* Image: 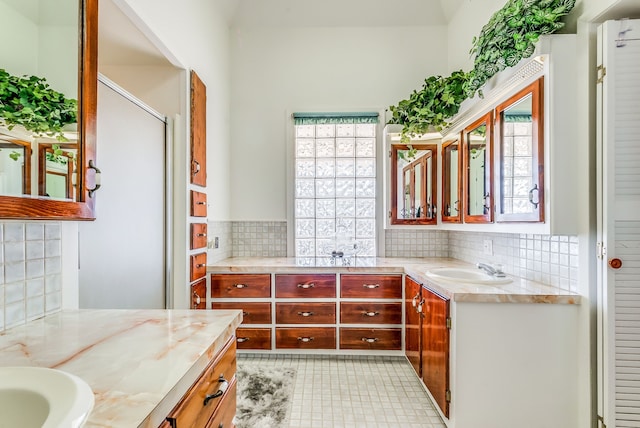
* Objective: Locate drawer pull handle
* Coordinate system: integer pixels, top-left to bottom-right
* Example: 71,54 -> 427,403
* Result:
196,263 -> 206,268
192,292 -> 201,306
242,311 -> 250,316
234,284 -> 248,289
196,201 -> 207,205
297,311 -> 314,317
237,337 -> 250,343
297,336 -> 314,342
411,292 -> 420,307
363,284 -> 380,289
297,283 -> 315,289
361,337 -> 379,343
364,311 -> 379,317
196,233 -> 207,237
203,375 -> 229,406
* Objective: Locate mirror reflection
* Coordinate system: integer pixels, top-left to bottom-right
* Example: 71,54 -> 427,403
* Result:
500,94 -> 534,215
465,118 -> 491,219
0,0 -> 79,201
391,144 -> 437,225
442,139 -> 460,222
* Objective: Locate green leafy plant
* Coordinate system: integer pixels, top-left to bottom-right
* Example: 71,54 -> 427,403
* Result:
388,70 -> 473,141
0,69 -> 77,141
469,0 -> 576,91
388,0 -> 576,140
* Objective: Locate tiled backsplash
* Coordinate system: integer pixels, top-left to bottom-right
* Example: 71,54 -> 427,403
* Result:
0,222 -> 63,331
448,231 -> 579,292
384,229 -> 449,258
207,221 -> 232,263
232,221 -> 287,257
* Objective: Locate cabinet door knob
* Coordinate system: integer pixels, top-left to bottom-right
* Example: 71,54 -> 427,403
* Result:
203,375 -> 229,406
237,337 -> 250,343
609,258 -> 623,269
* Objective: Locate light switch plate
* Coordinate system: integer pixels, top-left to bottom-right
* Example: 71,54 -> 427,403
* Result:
483,239 -> 493,256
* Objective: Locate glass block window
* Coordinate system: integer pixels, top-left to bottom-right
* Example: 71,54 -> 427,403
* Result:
294,119 -> 377,266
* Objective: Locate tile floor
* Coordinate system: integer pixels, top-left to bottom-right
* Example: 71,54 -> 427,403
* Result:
238,354 -> 447,428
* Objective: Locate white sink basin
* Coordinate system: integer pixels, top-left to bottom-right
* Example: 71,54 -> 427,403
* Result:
425,267 -> 513,285
0,367 -> 94,428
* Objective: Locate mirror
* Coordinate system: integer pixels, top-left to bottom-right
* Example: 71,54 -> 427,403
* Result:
0,0 -> 97,219
441,138 -> 461,223
495,77 -> 544,222
390,143 -> 438,225
463,113 -> 492,223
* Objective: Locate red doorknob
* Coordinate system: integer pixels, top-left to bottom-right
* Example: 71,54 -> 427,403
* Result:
608,258 -> 622,269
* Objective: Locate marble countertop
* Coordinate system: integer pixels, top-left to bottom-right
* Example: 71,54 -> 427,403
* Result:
209,257 -> 580,304
0,309 -> 243,428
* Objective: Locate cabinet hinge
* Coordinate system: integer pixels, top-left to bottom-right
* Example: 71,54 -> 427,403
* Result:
446,317 -> 452,329
445,390 -> 452,402
597,65 -> 606,84
597,242 -> 606,260
597,415 -> 607,428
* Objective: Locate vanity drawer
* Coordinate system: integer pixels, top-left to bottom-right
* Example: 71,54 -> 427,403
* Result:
206,379 -> 237,428
275,327 -> 336,349
190,252 -> 207,282
339,328 -> 402,350
190,223 -> 208,250
276,302 -> 336,324
210,274 -> 271,298
236,328 -> 272,350
340,274 -> 402,299
167,338 -> 236,428
211,302 -> 272,324
275,274 -> 336,298
190,190 -> 207,217
191,278 -> 206,310
340,302 -> 402,324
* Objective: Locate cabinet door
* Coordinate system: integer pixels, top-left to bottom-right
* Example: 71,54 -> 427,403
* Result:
463,112 -> 493,223
405,276 -> 422,377
421,286 -> 450,418
191,278 -> 206,309
495,77 -> 544,222
190,71 -> 207,187
441,138 -> 462,223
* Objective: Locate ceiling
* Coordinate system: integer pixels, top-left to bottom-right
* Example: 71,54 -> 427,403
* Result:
98,0 -> 466,67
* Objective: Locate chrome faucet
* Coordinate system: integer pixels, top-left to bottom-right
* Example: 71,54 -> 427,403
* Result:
476,262 -> 506,278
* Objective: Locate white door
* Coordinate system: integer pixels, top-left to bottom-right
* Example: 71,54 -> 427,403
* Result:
597,19 -> 640,428
78,78 -> 167,309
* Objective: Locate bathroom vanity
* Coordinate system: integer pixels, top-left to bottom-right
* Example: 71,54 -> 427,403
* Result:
0,309 -> 242,427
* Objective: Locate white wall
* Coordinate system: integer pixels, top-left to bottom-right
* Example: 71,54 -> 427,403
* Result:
230,25 -> 448,220
119,0 -> 232,222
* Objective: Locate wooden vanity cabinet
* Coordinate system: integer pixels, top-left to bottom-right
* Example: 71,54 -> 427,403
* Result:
405,276 -> 422,376
165,337 -> 236,428
421,285 -> 451,418
404,276 -> 451,418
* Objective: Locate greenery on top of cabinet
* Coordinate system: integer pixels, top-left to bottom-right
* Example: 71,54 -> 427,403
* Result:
388,0 -> 576,141
0,69 -> 77,141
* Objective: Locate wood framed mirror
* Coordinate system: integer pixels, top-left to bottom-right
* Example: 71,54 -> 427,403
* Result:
0,0 -> 97,220
495,77 -> 544,223
390,143 -> 438,225
441,137 -> 461,223
463,112 -> 493,223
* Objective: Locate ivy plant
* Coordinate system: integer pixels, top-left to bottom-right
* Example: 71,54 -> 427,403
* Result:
388,0 -> 576,140
388,70 -> 473,141
0,69 -> 77,141
469,0 -> 576,92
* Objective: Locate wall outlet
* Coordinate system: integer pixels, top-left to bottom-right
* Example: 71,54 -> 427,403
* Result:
483,239 -> 493,256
